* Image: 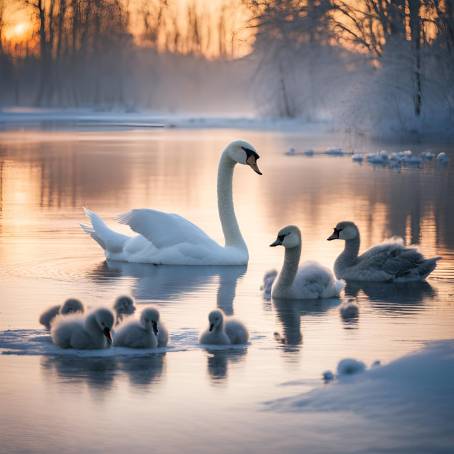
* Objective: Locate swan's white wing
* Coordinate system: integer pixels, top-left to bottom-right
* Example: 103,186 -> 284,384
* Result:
117,209 -> 220,249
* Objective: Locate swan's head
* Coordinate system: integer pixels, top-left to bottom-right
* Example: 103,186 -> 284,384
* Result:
327,221 -> 359,241
140,307 -> 160,336
113,295 -> 136,316
208,309 -> 224,332
94,308 -> 114,344
226,140 -> 262,175
61,298 -> 84,315
270,225 -> 301,249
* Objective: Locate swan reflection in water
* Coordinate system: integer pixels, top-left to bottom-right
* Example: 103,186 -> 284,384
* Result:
90,261 -> 246,315
205,348 -> 248,384
41,354 -> 166,396
345,281 -> 437,315
272,298 -> 340,350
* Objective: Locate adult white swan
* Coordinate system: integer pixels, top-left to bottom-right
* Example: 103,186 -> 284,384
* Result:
81,140 -> 261,265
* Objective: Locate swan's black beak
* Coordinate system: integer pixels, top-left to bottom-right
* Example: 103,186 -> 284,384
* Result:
103,327 -> 112,344
327,228 -> 340,241
270,234 -> 285,247
209,323 -> 214,332
246,155 -> 262,175
152,320 -> 159,336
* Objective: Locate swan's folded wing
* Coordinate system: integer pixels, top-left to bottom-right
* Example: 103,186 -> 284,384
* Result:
117,209 -> 219,249
358,241 -> 425,277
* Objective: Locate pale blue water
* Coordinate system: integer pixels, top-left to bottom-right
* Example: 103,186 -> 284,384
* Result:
0,126 -> 453,453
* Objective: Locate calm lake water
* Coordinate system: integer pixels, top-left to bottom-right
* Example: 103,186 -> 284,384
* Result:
0,126 -> 453,453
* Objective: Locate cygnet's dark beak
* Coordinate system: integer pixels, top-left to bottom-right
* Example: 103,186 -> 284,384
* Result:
152,320 -> 159,336
103,327 -> 112,344
209,323 -> 214,332
246,155 -> 262,175
327,228 -> 340,241
270,234 -> 284,247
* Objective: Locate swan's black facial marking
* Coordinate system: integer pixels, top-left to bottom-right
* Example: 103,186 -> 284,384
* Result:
327,227 -> 342,241
103,327 -> 112,344
270,232 -> 288,247
241,146 -> 260,161
209,323 -> 214,332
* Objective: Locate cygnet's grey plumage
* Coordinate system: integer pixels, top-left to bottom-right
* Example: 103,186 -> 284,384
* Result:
39,298 -> 84,330
261,269 -> 278,299
340,301 -> 359,320
51,307 -> 114,349
113,307 -> 159,348
199,309 -> 248,345
270,226 -> 345,299
113,295 -> 136,325
328,221 -> 441,282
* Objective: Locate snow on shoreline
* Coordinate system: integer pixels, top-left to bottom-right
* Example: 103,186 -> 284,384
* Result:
265,340 -> 454,451
0,108 -> 332,133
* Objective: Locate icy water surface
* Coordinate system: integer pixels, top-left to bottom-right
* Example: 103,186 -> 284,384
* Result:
0,127 -> 453,453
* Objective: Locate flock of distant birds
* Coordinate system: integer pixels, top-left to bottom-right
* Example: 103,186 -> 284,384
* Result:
37,140 -> 442,351
286,146 -> 449,169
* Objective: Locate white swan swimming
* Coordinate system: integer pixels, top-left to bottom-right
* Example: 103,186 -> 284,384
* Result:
113,307 -> 159,348
80,140 -> 262,265
270,225 -> 345,299
199,309 -> 249,345
51,308 -> 114,349
328,221 -> 441,282
39,298 -> 84,330
113,295 -> 136,325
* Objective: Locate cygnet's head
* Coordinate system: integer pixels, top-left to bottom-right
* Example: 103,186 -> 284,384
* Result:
113,295 -> 136,316
140,307 -> 160,336
61,298 -> 84,315
327,221 -> 359,241
94,308 -> 115,344
208,309 -> 225,332
226,140 -> 262,175
270,225 -> 301,249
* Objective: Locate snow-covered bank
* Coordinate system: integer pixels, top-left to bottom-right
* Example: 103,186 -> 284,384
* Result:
0,108 -> 333,133
266,340 -> 454,453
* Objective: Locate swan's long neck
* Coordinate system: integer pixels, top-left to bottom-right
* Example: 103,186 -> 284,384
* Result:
335,235 -> 360,274
275,245 -> 301,291
218,152 -> 247,250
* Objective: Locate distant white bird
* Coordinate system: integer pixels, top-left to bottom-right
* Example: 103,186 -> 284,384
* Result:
437,152 -> 449,163
422,151 -> 435,160
285,147 -> 297,156
328,221 -> 440,282
303,149 -> 315,156
113,295 -> 136,325
80,140 -> 262,265
113,307 -> 159,348
39,298 -> 84,330
51,308 -> 114,349
199,309 -> 249,345
352,153 -> 364,162
270,225 -> 345,299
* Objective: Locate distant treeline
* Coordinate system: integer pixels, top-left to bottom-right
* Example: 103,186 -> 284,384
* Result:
0,0 -> 454,138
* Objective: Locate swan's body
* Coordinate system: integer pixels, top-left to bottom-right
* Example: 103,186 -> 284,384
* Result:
51,308 -> 113,349
200,309 -> 248,345
270,226 -> 345,300
113,308 -> 159,348
113,295 -> 136,325
39,298 -> 84,330
328,221 -> 440,282
80,140 -> 261,265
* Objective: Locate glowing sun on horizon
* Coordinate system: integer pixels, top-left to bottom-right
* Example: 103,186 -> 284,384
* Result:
5,22 -> 30,41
